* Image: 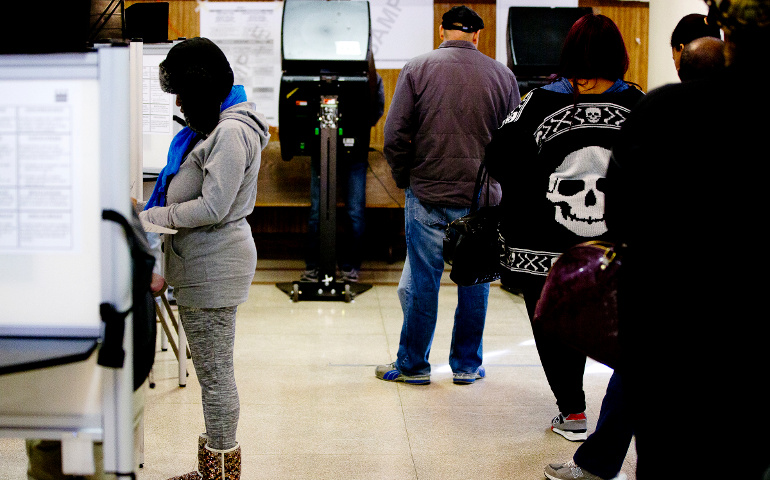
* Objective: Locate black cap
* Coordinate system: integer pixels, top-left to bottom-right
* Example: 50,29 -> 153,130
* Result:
441,6 -> 484,33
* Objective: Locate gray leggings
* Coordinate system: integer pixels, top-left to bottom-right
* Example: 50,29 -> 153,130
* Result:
178,305 -> 239,450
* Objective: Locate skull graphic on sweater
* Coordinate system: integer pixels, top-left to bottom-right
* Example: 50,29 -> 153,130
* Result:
545,146 -> 611,237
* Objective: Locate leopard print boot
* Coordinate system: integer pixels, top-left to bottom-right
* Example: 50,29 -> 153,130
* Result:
199,442 -> 241,480
166,434 -> 208,480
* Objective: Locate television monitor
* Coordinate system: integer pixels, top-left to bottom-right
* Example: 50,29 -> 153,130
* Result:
279,0 -> 378,161
126,3 -> 170,43
507,7 -> 593,79
0,2 -> 92,53
281,0 -> 371,75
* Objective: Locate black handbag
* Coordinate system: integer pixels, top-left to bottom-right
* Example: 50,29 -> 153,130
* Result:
443,161 -> 502,286
532,240 -> 621,369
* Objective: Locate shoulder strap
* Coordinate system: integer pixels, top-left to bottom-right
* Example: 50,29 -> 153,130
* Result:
99,210 -> 157,389
472,160 -> 491,212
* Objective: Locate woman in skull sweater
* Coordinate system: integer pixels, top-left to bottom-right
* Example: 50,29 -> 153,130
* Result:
484,13 -> 643,455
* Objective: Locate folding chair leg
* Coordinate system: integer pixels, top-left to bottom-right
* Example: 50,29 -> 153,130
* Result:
161,295 -> 190,359
154,300 -> 179,358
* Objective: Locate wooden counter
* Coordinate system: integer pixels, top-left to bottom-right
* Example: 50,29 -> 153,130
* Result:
255,139 -> 404,209
250,138 -> 406,262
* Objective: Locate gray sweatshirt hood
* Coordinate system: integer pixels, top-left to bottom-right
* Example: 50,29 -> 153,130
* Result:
220,101 -> 271,150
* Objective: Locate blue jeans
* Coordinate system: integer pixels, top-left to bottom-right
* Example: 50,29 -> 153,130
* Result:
395,188 -> 489,376
306,157 -> 367,271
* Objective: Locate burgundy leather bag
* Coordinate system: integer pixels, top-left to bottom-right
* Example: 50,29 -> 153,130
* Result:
533,241 -> 621,369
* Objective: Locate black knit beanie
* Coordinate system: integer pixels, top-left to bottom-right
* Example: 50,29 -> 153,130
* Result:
159,37 -> 234,135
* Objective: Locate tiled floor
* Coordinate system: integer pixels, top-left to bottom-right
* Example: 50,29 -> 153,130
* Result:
0,261 -> 636,480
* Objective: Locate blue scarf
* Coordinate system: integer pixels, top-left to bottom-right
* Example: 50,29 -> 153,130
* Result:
542,77 -> 629,94
145,85 -> 248,210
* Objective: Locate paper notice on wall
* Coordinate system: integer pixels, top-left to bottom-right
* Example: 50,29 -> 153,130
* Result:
143,54 -> 174,135
495,0 -> 578,63
369,0 -> 433,69
200,1 -> 283,126
0,81 -> 96,254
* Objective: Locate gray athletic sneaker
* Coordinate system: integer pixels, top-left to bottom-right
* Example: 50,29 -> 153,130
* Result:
341,268 -> 359,283
551,412 -> 588,441
452,366 -> 486,385
300,268 -> 318,282
544,461 -> 605,480
375,362 -> 430,385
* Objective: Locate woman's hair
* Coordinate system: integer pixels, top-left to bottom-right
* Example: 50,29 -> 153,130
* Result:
707,0 -> 770,73
671,13 -> 722,49
556,14 -> 630,82
160,37 -> 234,135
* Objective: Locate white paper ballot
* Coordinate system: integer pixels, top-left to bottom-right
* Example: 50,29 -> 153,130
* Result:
141,219 -> 177,234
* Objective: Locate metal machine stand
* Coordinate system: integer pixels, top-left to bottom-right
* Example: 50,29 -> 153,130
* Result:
277,94 -> 372,302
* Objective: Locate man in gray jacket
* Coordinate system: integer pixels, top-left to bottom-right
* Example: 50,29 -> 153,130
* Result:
376,6 -> 520,385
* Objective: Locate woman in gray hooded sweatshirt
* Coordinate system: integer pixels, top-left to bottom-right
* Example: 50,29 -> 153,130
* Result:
140,37 -> 270,480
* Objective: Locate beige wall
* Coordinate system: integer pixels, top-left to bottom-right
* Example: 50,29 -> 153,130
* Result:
126,0 -> 651,145
579,0 -> 649,92
648,0 -> 710,90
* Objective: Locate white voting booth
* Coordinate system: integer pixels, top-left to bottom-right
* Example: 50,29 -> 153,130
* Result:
129,40 -> 190,388
131,40 -> 185,193
0,45 -> 136,477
